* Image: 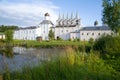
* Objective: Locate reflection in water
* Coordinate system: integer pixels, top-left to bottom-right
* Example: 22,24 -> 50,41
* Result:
4,46 -> 14,58
0,47 -> 65,73
0,46 -> 14,58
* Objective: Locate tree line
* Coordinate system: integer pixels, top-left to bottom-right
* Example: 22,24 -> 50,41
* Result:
0,25 -> 18,32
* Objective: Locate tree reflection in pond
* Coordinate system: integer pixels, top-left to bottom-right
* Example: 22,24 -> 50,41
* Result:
0,46 -> 14,58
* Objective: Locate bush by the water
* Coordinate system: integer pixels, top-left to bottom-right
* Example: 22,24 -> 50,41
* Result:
93,35 -> 120,58
3,47 -> 120,80
93,35 -> 120,72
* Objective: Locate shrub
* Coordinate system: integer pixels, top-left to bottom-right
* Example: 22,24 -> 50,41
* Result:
93,35 -> 120,72
93,35 -> 120,56
68,38 -> 71,41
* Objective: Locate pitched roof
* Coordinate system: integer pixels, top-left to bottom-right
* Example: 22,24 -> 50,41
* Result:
56,25 -> 76,27
16,26 -> 37,30
80,26 -> 111,31
40,20 -> 54,25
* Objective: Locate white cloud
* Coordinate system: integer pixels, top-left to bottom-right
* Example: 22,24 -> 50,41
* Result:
0,0 -> 59,27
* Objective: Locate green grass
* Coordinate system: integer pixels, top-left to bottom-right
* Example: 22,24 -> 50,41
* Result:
13,40 -> 89,48
2,47 -> 120,80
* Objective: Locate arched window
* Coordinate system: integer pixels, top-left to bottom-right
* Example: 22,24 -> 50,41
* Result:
87,33 -> 89,35
98,33 -> 100,35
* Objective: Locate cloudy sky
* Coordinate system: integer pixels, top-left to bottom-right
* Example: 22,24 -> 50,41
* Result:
0,0 -> 103,27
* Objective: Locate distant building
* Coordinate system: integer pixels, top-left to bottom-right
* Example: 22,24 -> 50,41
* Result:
54,12 -> 81,40
13,26 -> 38,40
70,26 -> 112,41
13,12 -> 113,41
54,13 -> 113,41
0,33 -> 5,39
13,13 -> 53,40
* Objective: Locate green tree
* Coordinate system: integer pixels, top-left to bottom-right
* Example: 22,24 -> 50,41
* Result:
5,30 -> 13,44
0,25 -> 18,32
102,0 -> 120,32
48,29 -> 54,40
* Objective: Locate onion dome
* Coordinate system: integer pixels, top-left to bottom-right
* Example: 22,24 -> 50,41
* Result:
44,13 -> 50,16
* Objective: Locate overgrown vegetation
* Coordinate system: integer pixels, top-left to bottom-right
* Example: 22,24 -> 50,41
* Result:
93,35 -> 120,72
1,36 -> 120,80
2,47 -> 120,80
93,35 -> 120,58
5,30 -> 13,44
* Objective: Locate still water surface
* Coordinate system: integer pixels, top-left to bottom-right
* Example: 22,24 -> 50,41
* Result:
0,47 -> 65,73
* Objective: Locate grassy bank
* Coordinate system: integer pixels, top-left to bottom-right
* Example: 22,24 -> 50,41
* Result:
13,40 -> 89,48
2,47 -> 120,80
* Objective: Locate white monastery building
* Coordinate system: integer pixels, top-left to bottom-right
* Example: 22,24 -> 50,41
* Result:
13,12 -> 113,41
13,13 -> 53,40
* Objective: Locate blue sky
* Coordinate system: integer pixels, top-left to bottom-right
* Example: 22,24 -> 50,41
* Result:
0,0 -> 103,27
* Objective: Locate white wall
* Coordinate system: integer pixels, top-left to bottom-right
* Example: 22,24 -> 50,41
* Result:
79,30 -> 112,41
38,24 -> 53,40
70,32 -> 80,40
14,23 -> 53,41
55,27 -> 80,40
14,29 -> 37,40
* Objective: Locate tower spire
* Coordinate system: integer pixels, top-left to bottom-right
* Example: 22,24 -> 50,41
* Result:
66,12 -> 68,19
75,11 -> 78,19
62,13 -> 64,19
58,12 -> 61,19
71,12 -> 73,19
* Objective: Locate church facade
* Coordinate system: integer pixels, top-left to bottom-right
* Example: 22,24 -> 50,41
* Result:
13,12 -> 113,41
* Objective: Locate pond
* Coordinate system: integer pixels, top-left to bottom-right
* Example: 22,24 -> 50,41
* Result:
0,47 -> 65,73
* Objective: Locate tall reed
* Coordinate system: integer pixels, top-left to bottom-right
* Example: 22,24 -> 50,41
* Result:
3,47 -> 120,80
